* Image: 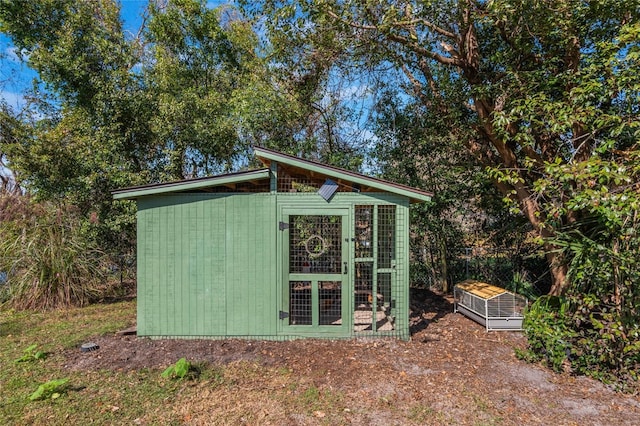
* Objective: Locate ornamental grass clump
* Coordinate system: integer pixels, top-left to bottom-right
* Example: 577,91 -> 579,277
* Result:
0,191 -> 107,310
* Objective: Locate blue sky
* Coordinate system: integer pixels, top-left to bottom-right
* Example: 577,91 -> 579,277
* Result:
0,0 -> 228,110
1,1 -> 380,179
0,0 -> 227,181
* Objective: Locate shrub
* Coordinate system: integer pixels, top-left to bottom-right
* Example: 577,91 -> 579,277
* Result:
567,294 -> 640,388
521,296 -> 575,372
522,294 -> 640,391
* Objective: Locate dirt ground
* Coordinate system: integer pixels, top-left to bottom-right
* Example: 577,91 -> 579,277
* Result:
63,289 -> 640,425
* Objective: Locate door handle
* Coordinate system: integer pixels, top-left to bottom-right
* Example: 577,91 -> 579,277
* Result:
343,262 -> 348,274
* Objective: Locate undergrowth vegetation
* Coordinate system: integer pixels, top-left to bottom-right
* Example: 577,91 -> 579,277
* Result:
0,191 -> 108,310
522,295 -> 640,392
523,292 -> 640,389
521,197 -> 640,392
161,357 -> 207,381
14,344 -> 47,363
29,378 -> 69,401
520,151 -> 640,392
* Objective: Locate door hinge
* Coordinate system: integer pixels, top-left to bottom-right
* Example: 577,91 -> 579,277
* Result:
279,221 -> 289,231
279,310 -> 289,320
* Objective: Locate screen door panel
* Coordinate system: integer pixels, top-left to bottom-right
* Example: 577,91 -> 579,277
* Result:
353,204 -> 397,333
289,215 -> 342,274
286,213 -> 346,329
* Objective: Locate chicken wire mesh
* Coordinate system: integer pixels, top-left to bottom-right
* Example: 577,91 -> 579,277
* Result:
353,205 -> 397,333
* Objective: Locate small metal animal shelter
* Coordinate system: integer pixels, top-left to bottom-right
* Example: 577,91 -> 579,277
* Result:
454,280 -> 526,331
112,148 -> 432,340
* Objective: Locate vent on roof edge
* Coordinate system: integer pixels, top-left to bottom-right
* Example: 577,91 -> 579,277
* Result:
318,179 -> 339,201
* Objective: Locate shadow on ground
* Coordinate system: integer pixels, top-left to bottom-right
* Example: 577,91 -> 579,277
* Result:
409,287 -> 453,336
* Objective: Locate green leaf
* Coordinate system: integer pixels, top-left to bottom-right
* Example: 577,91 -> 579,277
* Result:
174,358 -> 190,379
29,378 -> 69,401
161,366 -> 174,379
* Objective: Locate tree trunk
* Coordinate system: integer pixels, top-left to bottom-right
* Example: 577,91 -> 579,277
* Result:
545,247 -> 568,296
473,100 -> 571,294
439,235 -> 449,293
325,3 -> 576,296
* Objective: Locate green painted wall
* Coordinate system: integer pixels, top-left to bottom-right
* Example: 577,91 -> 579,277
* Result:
137,193 -> 277,337
136,191 -> 411,339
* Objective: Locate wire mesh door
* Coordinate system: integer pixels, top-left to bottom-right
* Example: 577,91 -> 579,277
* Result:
353,205 -> 397,333
282,209 -> 348,332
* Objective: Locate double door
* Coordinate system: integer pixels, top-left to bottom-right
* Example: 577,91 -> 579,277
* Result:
278,204 -> 399,336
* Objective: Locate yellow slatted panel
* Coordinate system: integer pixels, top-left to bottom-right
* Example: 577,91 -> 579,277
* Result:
455,279 -> 508,300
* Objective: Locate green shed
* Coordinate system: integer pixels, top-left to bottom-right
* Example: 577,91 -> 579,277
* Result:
112,148 -> 432,340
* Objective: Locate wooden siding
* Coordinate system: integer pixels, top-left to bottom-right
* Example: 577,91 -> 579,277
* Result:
137,194 -> 277,337
135,191 -> 411,340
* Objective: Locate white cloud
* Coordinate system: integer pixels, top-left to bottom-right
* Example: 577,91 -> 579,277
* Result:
4,46 -> 18,61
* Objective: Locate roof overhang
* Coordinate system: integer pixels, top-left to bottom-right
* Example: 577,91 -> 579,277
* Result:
112,168 -> 270,200
254,147 -> 432,203
112,148 -> 433,203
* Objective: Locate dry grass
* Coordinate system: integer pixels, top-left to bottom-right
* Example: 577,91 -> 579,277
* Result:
0,302 -> 350,425
2,298 -> 639,425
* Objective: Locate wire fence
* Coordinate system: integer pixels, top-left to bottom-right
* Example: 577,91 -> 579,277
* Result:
410,244 -> 550,299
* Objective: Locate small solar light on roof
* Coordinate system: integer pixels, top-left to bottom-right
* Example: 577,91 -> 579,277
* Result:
318,179 -> 338,201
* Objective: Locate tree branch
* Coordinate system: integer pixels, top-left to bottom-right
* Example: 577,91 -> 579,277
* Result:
323,8 -> 461,67
399,63 -> 432,108
385,32 -> 460,66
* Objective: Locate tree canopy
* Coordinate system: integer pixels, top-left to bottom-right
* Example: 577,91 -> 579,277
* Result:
240,0 -> 640,385
248,0 -> 640,295
0,0 -> 363,254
